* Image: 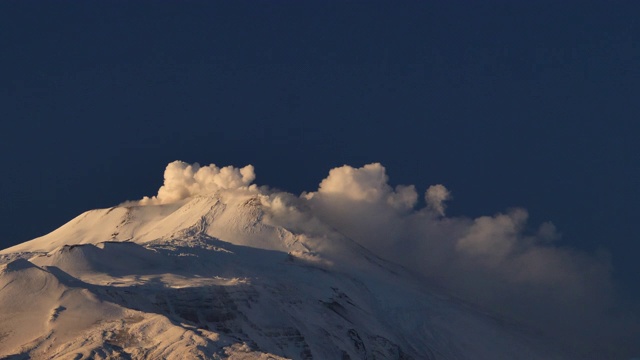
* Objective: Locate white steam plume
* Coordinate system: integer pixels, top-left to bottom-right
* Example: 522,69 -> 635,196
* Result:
139,161 -> 256,205
136,160 -> 638,357
306,163 -> 418,210
425,184 -> 451,216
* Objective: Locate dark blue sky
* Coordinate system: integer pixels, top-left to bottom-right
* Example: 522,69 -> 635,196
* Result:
1,2 -> 638,296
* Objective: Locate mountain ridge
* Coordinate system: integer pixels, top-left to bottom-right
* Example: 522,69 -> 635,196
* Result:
0,191 -> 573,359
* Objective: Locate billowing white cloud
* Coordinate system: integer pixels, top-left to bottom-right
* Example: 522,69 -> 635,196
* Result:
306,163 -> 417,210
301,164 -> 418,260
456,208 -> 527,262
136,160 -> 638,356
425,184 -> 451,216
139,161 -> 256,205
297,162 -> 634,356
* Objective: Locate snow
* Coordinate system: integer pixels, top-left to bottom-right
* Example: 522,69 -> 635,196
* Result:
0,192 -> 575,359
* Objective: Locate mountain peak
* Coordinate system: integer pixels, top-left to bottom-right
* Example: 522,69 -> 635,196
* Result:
0,174 -> 579,359
1,191 -> 308,256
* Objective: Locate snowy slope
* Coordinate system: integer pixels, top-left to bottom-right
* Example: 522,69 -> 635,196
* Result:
0,191 -> 572,359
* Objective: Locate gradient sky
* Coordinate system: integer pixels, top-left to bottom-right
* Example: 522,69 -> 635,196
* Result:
1,1 -> 639,301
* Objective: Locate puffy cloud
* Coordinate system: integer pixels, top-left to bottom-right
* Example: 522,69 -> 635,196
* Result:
135,160 -> 638,357
296,162 -> 636,357
301,164 -> 418,260
456,209 -> 527,263
425,184 -> 451,216
139,161 -> 256,205
307,163 -> 418,210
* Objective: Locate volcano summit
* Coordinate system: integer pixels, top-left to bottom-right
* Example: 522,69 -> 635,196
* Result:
0,161 -> 623,359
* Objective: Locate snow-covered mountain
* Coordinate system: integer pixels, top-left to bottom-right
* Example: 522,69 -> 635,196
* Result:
0,190 -> 571,359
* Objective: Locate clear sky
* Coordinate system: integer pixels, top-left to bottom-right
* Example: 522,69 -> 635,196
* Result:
1,0 -> 638,303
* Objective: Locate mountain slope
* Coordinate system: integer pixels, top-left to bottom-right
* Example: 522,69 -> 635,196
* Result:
0,191 -> 571,359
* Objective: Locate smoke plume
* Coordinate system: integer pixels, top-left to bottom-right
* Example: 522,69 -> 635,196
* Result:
139,161 -> 256,205
138,161 -> 639,358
